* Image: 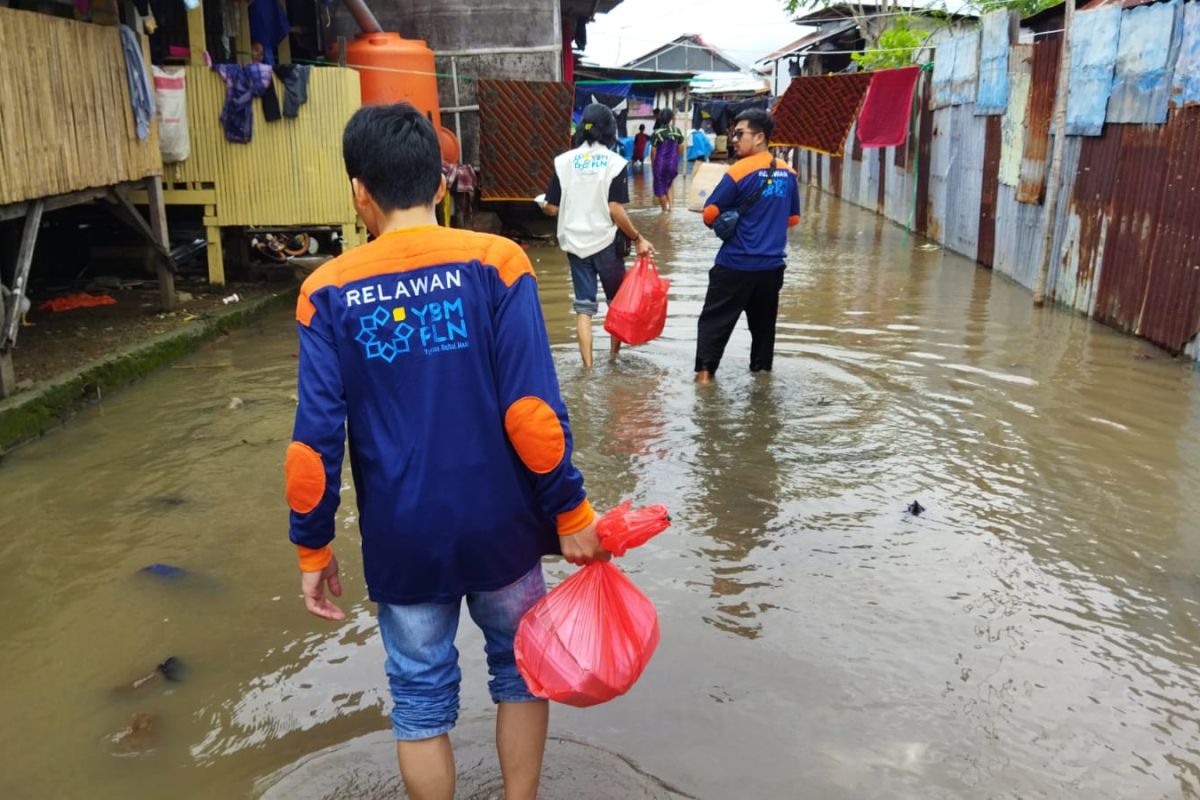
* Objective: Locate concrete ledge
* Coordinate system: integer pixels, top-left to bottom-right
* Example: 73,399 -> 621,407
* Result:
0,291 -> 294,458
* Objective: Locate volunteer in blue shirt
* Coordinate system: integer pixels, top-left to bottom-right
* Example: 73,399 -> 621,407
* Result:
697,108 -> 800,383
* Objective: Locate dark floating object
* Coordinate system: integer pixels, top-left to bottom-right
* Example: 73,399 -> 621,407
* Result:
141,563 -> 185,579
158,656 -> 182,682
906,500 -> 925,516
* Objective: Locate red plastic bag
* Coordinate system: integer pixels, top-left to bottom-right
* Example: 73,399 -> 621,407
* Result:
515,503 -> 671,707
604,255 -> 669,346
597,500 -> 671,557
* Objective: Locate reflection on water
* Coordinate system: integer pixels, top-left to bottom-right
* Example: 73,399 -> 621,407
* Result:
2,170 -> 1200,799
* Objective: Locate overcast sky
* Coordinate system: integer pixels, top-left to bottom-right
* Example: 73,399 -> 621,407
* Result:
582,0 -> 807,68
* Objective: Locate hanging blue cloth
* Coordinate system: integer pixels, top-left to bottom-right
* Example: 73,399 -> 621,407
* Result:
248,0 -> 290,65
118,25 -> 155,141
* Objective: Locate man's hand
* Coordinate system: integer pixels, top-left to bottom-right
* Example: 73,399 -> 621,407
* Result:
635,235 -> 655,257
559,520 -> 612,567
301,554 -> 347,621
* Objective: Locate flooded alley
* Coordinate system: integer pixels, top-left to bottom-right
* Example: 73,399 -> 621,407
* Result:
2,175 -> 1200,800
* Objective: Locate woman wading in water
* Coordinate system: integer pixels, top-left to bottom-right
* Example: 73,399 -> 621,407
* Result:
650,109 -> 686,212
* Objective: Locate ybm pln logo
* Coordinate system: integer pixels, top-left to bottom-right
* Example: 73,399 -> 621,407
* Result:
356,300 -> 469,361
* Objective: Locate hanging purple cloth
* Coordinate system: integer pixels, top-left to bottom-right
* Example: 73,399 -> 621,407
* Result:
650,126 -> 684,198
214,64 -> 274,143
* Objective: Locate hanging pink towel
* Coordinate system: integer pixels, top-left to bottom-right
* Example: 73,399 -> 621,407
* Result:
857,66 -> 921,149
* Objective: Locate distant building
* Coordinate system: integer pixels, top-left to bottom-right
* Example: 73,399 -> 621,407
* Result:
622,33 -> 745,73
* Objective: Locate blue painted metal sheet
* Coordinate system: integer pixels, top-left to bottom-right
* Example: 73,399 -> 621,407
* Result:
1107,0 -> 1183,125
949,31 -> 980,107
1065,6 -> 1122,136
930,32 -> 956,109
976,10 -> 1011,115
1171,0 -> 1200,108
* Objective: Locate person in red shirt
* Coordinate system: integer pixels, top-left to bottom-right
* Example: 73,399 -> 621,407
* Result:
632,123 -> 649,167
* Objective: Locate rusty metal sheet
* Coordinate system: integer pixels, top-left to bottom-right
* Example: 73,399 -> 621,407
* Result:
1087,110 -> 1200,351
1106,0 -> 1183,125
1018,34 -> 1061,204
478,80 -> 572,200
994,136 -> 1082,291
977,115 -> 1003,268
773,73 -> 872,156
1000,44 -> 1033,187
915,73 -> 934,236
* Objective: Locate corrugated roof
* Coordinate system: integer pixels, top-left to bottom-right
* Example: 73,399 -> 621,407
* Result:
758,24 -> 857,63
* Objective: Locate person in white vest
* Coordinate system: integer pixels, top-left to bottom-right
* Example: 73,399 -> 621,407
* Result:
539,104 -> 655,368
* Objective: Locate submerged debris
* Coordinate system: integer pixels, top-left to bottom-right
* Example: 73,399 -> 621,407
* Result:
141,563 -> 185,579
906,500 -> 925,517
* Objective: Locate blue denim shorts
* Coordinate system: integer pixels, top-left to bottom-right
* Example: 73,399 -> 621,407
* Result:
376,565 -> 547,741
567,240 -> 626,315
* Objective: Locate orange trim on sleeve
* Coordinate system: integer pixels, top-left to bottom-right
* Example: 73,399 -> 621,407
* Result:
556,499 -> 595,536
285,441 -> 326,514
703,205 -> 720,225
297,544 -> 333,572
788,214 -> 800,227
504,396 -> 566,475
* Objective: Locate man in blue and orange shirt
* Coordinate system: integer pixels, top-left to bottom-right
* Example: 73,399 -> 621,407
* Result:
698,108 -> 801,383
285,104 -> 608,800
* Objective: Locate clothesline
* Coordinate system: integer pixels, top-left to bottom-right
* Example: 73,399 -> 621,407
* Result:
789,26 -> 1064,57
224,51 -> 716,85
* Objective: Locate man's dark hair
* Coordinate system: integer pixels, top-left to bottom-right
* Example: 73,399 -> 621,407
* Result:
343,103 -> 442,211
572,103 -> 617,148
638,124 -> 645,132
735,108 -> 775,143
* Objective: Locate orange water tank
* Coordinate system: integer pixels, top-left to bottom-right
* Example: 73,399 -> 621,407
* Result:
345,32 -> 459,163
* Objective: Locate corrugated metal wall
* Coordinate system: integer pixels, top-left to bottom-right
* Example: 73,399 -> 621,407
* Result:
796,5 -> 1200,358
168,68 -> 361,227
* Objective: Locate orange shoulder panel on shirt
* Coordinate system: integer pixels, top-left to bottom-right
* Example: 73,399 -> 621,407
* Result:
504,396 -> 566,474
556,498 -> 596,536
726,151 -> 774,183
285,441 -> 326,514
296,227 -> 537,325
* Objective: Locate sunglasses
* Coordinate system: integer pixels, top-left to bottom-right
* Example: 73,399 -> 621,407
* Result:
730,129 -> 755,140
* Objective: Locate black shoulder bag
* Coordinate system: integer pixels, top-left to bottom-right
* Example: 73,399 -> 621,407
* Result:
710,157 -> 778,242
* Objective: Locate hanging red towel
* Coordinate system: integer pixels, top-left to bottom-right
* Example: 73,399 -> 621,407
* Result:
772,73 -> 873,156
857,66 -> 922,149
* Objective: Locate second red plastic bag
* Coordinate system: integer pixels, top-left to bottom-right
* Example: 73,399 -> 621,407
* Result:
604,255 -> 669,346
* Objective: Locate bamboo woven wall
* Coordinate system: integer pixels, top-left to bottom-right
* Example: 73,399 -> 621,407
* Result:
0,9 -> 162,206
165,67 -> 361,227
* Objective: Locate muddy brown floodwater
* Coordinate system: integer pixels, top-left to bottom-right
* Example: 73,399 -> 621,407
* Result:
2,171 -> 1200,799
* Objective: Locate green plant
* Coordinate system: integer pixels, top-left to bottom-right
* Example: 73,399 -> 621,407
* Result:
850,17 -> 930,70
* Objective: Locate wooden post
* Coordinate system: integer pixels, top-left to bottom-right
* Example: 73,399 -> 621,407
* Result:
205,205 -> 225,285
238,3 -> 252,65
1033,0 -> 1074,306
0,199 -> 43,398
186,5 -> 206,67
0,291 -> 12,398
146,176 -> 176,310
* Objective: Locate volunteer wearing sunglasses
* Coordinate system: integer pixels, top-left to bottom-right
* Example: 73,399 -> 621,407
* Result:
696,108 -> 800,383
